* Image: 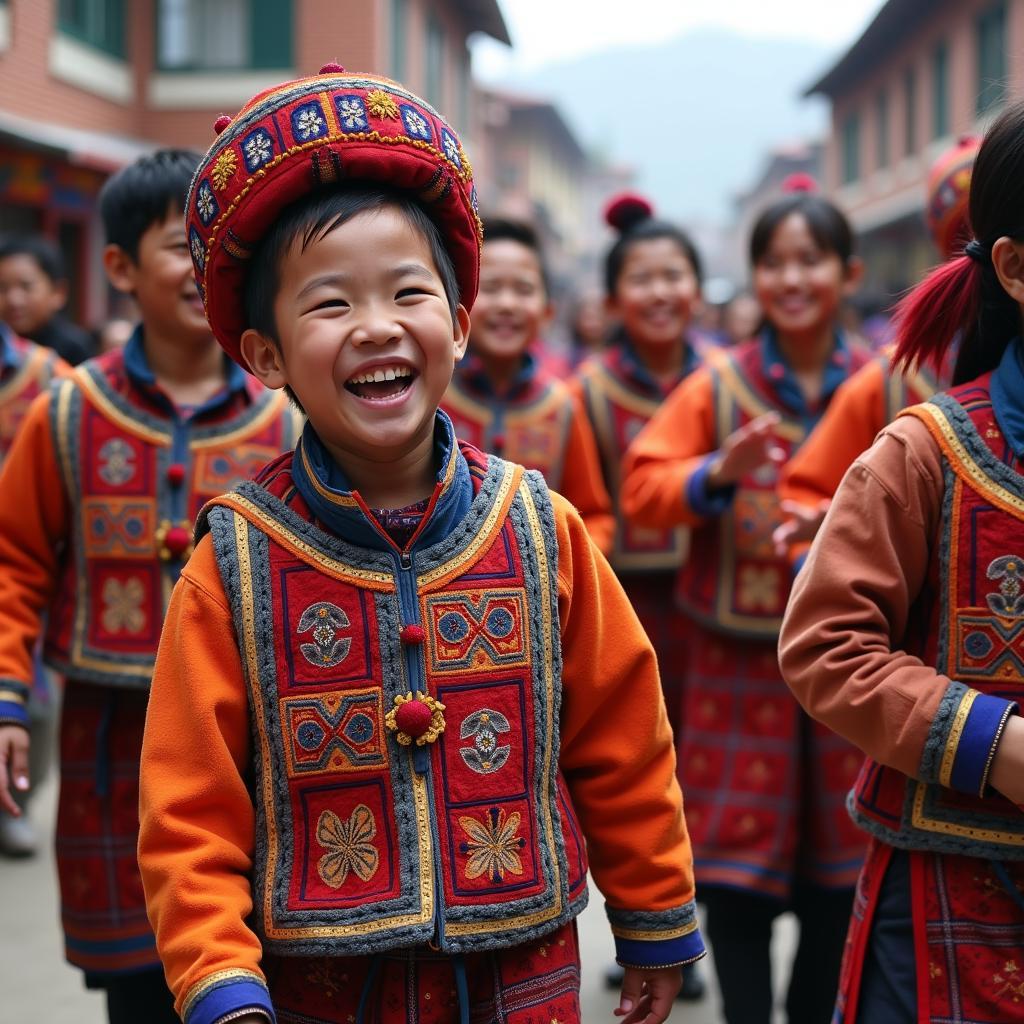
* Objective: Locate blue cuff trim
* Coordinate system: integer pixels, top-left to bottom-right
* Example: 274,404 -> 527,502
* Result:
614,929 -> 706,969
186,979 -> 275,1024
685,454 -> 735,518
950,694 -> 1017,796
0,699 -> 29,728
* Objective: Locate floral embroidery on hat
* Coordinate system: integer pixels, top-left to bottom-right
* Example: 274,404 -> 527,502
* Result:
189,228 -> 206,273
335,95 -> 369,133
292,101 -> 328,141
400,105 -> 433,142
459,807 -> 526,883
211,149 -> 237,191
242,128 -> 275,172
441,129 -> 461,169
365,89 -> 399,120
195,180 -> 218,226
316,805 -> 380,887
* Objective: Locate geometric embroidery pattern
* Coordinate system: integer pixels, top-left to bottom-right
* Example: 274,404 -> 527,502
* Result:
956,613 -> 1024,681
100,576 -> 146,634
82,497 -> 156,557
315,805 -> 380,888
297,601 -> 352,668
97,438 -> 137,485
281,689 -> 387,774
459,708 -> 511,775
425,590 -> 529,673
986,555 -> 1024,618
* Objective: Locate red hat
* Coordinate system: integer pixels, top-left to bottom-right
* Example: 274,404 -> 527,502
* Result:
925,135 -> 980,260
186,64 -> 482,364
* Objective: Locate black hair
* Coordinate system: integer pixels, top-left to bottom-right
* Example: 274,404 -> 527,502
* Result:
0,235 -> 67,283
481,216 -> 550,295
604,216 -> 703,298
750,194 -> 855,266
99,149 -> 201,259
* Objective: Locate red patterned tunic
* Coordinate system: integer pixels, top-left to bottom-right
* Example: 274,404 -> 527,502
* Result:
0,329 -> 68,464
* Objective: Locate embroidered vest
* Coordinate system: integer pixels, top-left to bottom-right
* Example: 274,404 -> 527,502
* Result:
676,341 -> 870,638
442,374 -> 573,491
577,355 -> 688,572
850,380 -> 1024,858
201,450 -> 589,957
0,336 -> 63,465
44,354 -> 302,687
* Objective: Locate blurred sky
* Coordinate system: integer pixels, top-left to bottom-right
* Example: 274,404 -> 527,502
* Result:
472,0 -> 886,79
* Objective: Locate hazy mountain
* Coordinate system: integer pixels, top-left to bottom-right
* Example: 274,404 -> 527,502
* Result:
496,28 -> 835,223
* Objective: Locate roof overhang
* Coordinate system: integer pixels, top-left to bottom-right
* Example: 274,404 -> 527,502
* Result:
455,0 -> 511,45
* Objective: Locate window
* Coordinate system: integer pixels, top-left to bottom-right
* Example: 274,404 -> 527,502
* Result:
977,2 -> 1007,115
876,90 -> 889,170
391,0 -> 408,80
425,15 -> 445,109
903,67 -> 917,156
157,0 -> 291,71
932,40 -> 949,139
842,112 -> 860,185
58,0 -> 125,58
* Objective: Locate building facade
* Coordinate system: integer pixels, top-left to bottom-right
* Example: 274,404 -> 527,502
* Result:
0,0 -> 508,325
807,0 -> 1023,302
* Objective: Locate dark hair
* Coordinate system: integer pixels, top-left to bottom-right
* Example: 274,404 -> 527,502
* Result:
603,214 -> 703,298
895,102 -> 1024,384
750,194 -> 855,266
482,216 -> 550,295
99,149 -> 201,259
0,235 -> 67,283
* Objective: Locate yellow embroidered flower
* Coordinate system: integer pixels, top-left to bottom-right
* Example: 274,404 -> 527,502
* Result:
365,89 -> 399,120
459,807 -> 526,883
316,805 -> 380,888
211,149 -> 238,191
101,577 -> 146,635
738,564 -> 780,612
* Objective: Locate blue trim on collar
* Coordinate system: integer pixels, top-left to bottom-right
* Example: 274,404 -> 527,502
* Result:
991,337 -> 1024,461
0,323 -> 16,370
291,411 -> 473,552
458,349 -> 537,399
761,327 -> 849,425
614,328 -> 700,397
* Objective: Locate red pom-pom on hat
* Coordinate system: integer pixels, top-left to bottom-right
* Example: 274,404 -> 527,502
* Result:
213,114 -> 232,135
604,192 -> 654,234
319,62 -> 346,74
781,172 -> 819,194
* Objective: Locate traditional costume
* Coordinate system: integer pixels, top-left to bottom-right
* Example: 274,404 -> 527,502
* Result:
0,325 -> 68,462
137,66 -> 704,1024
0,331 -> 301,983
780,339 -> 1024,1023
442,351 -> 614,554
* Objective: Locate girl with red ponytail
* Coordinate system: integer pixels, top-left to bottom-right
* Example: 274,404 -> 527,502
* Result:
780,101 -> 1024,1023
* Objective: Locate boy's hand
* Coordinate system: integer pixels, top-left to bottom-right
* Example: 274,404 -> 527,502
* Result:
614,965 -> 683,1023
0,725 -> 30,816
989,714 -> 1024,807
706,412 -> 784,489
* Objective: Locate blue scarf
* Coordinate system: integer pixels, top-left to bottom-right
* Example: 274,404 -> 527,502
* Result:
762,327 -> 851,429
990,337 -> 1024,462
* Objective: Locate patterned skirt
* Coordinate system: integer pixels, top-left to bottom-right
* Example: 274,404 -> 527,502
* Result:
265,920 -> 582,1023
55,681 -> 159,979
678,626 -> 866,899
836,838 -> 1024,1023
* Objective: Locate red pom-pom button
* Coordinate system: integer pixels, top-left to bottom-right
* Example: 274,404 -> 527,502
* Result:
394,698 -> 433,739
400,624 -> 426,645
213,114 -> 232,135
319,62 -> 346,74
163,526 -> 192,558
166,463 -> 186,487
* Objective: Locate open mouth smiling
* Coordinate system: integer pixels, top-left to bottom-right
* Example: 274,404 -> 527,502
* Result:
344,364 -> 417,401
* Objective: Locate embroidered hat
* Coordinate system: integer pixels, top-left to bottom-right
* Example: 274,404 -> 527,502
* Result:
186,63 -> 481,364
926,135 -> 980,260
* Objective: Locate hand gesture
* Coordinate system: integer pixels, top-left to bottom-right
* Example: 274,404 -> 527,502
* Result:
614,965 -> 683,1024
772,498 -> 830,557
706,413 -> 784,489
0,724 -> 30,816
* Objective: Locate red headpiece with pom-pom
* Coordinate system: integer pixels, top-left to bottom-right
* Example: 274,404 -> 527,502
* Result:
604,192 -> 654,234
186,63 -> 481,365
925,134 -> 980,259
780,172 -> 819,194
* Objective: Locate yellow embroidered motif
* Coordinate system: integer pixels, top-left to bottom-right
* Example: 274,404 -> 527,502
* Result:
365,89 -> 399,119
211,149 -> 238,191
316,805 -> 380,888
100,577 -> 146,634
738,565 -> 781,612
993,959 -> 1024,1002
459,807 -> 526,883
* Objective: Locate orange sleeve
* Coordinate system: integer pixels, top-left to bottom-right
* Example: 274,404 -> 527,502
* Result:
553,490 -> 704,966
0,390 -> 69,725
779,360 -> 888,512
137,534 -> 267,1017
620,368 -> 719,530
554,392 -> 614,555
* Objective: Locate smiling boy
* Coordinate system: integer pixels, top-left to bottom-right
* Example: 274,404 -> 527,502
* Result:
133,68 -> 704,1024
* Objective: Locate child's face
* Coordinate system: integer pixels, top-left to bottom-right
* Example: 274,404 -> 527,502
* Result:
254,205 -> 469,466
470,239 -> 551,364
104,206 -> 212,346
752,213 -> 854,342
0,255 -> 66,337
610,238 -> 699,349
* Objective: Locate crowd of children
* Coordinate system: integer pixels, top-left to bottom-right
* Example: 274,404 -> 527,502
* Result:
1,58 -> 1023,1024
